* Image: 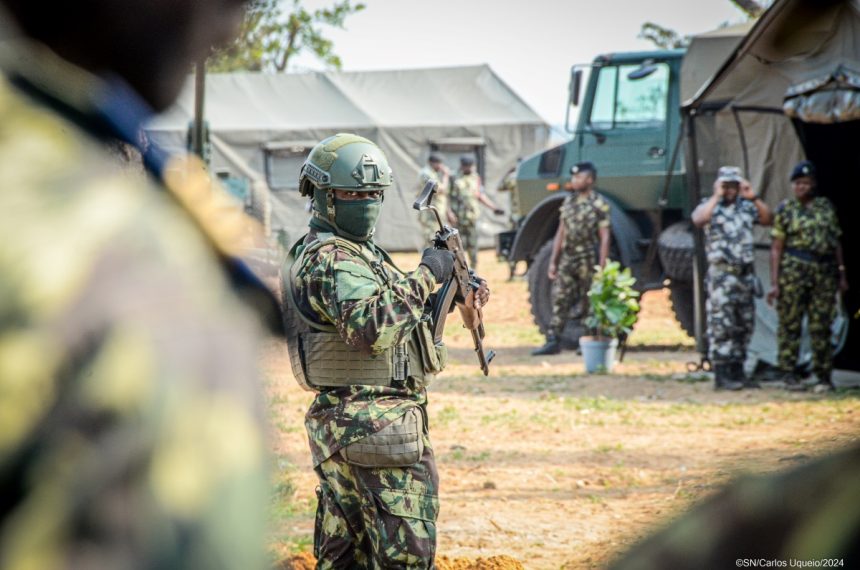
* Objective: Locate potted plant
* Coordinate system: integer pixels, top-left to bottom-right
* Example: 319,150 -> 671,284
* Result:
580,261 -> 641,373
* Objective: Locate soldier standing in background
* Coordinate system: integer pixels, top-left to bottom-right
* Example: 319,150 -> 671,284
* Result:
768,161 -> 848,392
417,154 -> 454,242
284,134 -> 490,568
496,158 -> 523,225
450,155 -> 505,269
692,167 -> 772,390
0,0 -> 275,568
532,162 -> 610,356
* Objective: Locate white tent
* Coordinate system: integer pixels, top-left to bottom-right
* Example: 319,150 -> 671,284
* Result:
683,0 -> 860,373
146,65 -> 550,251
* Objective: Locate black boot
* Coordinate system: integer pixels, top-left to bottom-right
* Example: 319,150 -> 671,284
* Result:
531,334 -> 561,356
732,361 -> 759,389
812,372 -> 835,394
714,363 -> 743,391
782,372 -> 808,392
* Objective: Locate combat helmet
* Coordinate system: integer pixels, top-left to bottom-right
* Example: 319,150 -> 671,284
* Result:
299,133 -> 393,241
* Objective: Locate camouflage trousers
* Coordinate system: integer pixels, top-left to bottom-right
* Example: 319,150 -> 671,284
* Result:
777,255 -> 838,379
705,264 -> 755,363
459,223 -> 479,269
313,433 -> 439,569
548,253 -> 595,337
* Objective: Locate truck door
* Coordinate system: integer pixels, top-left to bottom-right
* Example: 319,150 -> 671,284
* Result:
578,62 -> 671,210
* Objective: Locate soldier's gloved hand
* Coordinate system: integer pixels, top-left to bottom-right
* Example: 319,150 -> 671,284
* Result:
420,248 -> 455,284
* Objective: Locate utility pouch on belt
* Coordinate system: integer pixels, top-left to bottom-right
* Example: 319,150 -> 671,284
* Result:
339,407 -> 425,467
415,316 -> 448,375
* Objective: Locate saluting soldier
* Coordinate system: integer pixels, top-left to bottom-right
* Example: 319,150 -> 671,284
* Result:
283,134 -> 490,568
0,1 -> 274,568
768,161 -> 849,392
532,162 -> 610,356
692,166 -> 772,390
450,155 -> 505,269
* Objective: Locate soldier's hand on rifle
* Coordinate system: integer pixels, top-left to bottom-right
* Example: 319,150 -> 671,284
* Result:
548,261 -> 558,281
420,248 -> 456,284
472,279 -> 490,310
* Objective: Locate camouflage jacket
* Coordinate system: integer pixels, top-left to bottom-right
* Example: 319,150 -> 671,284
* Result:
292,231 -> 437,465
418,165 -> 450,220
0,49 -> 268,569
771,196 -> 842,256
451,172 -> 482,227
702,197 -> 759,265
560,190 -> 610,258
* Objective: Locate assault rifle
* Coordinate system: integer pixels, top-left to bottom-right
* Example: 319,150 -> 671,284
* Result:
414,180 -> 496,375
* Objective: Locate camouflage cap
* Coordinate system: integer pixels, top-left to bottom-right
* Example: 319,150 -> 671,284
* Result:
716,166 -> 743,183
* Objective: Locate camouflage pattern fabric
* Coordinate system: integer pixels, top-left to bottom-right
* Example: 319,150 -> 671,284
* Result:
497,170 -> 520,222
701,197 -> 758,363
610,443 -> 860,569
417,166 -> 449,242
291,229 -> 441,566
0,64 -> 268,569
313,432 -> 439,569
702,197 -> 758,265
706,265 -> 755,363
772,197 -> 842,379
548,254 -> 595,337
772,196 -> 842,255
777,256 -> 838,379
451,172 -> 482,267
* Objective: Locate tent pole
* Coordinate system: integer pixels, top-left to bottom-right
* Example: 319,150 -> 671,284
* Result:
192,58 -> 206,161
686,111 -> 709,360
731,107 -> 750,177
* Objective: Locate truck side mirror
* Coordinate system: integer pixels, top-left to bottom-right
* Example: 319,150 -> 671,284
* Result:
627,60 -> 657,81
569,68 -> 583,107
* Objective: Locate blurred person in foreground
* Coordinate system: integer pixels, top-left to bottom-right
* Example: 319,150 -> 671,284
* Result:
450,155 -> 505,269
692,166 -> 772,390
283,133 -> 490,568
768,160 -> 848,393
0,1 -> 276,568
417,153 -> 455,242
610,443 -> 860,569
532,162 -> 610,356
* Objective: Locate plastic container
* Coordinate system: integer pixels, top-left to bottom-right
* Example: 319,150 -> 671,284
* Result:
580,336 -> 619,373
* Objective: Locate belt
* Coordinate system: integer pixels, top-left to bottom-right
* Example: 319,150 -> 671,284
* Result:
785,247 -> 835,264
710,262 -> 753,275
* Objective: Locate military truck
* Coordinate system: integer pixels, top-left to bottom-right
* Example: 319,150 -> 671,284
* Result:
502,48 -> 698,347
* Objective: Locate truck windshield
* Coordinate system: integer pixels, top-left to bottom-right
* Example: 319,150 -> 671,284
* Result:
589,63 -> 669,130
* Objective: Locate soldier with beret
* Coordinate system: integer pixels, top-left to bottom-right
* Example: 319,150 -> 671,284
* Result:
532,161 -> 610,356
768,160 -> 849,392
692,166 -> 772,390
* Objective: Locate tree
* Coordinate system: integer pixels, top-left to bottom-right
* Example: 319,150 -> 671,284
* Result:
638,0 -> 767,50
209,0 -> 365,72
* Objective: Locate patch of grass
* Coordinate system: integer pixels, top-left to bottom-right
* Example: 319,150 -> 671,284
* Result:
433,404 -> 460,428
596,443 -> 624,454
563,396 -> 628,413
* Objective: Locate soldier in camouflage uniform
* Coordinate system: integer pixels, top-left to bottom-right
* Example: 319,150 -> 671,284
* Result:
496,159 -> 522,225
0,2 -> 274,568
768,161 -> 848,392
532,162 -> 611,356
692,166 -> 772,390
450,155 -> 505,269
282,134 -> 490,568
417,154 -> 454,242
611,442 -> 860,569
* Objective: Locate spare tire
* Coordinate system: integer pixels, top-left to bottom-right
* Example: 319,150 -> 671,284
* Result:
527,240 -> 586,349
658,221 -> 694,282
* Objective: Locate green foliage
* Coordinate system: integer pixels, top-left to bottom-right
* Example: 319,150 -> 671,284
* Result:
209,0 -> 365,72
585,261 -> 641,339
638,22 -> 690,49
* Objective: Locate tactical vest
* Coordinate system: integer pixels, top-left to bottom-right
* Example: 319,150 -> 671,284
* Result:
282,234 -> 447,392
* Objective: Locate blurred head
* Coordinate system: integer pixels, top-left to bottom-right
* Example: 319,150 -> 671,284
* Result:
460,155 -> 475,175
790,161 -> 816,202
721,181 -> 740,202
716,166 -> 743,203
569,161 -> 597,191
299,133 -> 393,242
428,154 -> 443,171
1,0 -> 249,111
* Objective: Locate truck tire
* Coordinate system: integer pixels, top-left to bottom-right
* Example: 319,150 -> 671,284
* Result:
668,280 -> 695,338
658,221 -> 694,282
527,240 -> 586,349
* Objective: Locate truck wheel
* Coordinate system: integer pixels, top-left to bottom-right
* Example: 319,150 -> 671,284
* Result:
527,240 -> 586,349
658,221 -> 694,282
668,280 -> 695,338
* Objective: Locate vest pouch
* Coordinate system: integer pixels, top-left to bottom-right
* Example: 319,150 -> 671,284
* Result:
415,317 -> 448,375
303,331 -> 393,387
339,406 -> 425,467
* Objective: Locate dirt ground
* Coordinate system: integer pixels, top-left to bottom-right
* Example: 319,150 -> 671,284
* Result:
265,251 -> 860,569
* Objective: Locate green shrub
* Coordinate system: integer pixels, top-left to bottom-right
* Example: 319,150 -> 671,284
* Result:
585,261 -> 641,338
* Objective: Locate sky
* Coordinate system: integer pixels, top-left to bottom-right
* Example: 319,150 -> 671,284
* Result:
290,0 -> 752,128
